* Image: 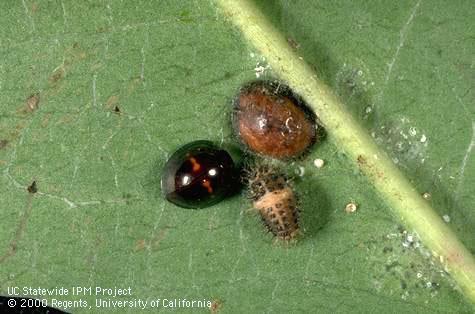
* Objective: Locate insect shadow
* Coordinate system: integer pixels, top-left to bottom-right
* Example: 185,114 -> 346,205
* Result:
296,179 -> 332,239
143,157 -> 167,202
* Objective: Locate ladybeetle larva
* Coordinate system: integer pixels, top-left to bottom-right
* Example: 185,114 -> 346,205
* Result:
245,162 -> 300,240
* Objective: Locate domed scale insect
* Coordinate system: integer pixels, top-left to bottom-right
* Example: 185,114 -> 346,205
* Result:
232,80 -> 318,160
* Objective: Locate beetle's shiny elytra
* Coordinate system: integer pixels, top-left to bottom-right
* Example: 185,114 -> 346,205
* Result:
161,141 -> 238,209
233,81 -> 317,159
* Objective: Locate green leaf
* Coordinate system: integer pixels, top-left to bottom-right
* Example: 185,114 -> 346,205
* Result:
0,1 -> 473,313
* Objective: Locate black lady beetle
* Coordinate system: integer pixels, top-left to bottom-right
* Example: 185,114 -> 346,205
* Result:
161,140 -> 239,209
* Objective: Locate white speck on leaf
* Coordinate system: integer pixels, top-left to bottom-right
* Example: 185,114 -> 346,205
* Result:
254,63 -> 270,78
422,192 -> 431,200
295,166 -> 305,177
313,158 -> 324,168
345,202 -> 357,213
400,130 -> 408,139
442,215 -> 450,223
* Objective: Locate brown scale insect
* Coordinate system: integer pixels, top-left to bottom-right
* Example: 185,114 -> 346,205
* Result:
246,163 -> 300,240
232,80 -> 317,160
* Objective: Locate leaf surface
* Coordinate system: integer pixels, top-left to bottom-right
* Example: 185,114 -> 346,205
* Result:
0,1 -> 473,312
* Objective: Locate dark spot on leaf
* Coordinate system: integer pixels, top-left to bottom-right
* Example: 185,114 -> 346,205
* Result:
96,26 -> 111,33
385,261 -> 400,272
30,3 -> 39,13
114,105 -> 121,114
106,95 -> 119,109
400,280 -> 407,290
25,93 -> 40,112
49,68 -> 65,84
287,37 -> 300,50
0,139 -> 8,150
123,193 -> 133,199
27,181 -> 37,194
382,246 -> 393,253
210,299 -> 222,314
178,10 -> 193,23
134,239 -> 146,251
357,154 -> 366,165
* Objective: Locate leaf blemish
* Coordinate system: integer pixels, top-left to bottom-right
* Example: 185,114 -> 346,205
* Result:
357,154 -> 367,167
23,93 -> 40,113
27,181 -> 38,194
0,187 -> 35,264
0,139 -> 8,150
210,299 -> 222,314
106,95 -> 119,109
287,37 -> 300,50
49,67 -> 65,84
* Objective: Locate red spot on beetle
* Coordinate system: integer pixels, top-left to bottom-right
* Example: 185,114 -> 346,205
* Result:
189,157 -> 201,172
202,179 -> 213,194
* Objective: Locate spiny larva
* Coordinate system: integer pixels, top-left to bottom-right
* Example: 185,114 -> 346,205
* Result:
245,162 -> 300,240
